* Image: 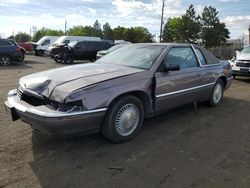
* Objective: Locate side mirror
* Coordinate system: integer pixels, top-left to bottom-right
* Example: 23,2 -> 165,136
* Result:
165,64 -> 180,72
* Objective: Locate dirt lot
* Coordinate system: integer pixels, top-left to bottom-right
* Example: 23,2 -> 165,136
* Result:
0,55 -> 250,188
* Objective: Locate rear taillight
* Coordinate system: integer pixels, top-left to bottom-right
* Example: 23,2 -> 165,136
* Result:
16,47 -> 21,52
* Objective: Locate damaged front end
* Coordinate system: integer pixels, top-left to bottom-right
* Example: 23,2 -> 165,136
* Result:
17,82 -> 84,114
5,82 -> 107,135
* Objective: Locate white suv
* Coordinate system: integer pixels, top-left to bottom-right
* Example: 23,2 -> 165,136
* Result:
230,46 -> 250,78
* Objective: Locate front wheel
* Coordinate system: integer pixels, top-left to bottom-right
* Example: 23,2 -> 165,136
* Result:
0,56 -> 11,65
101,95 -> 144,143
208,79 -> 224,107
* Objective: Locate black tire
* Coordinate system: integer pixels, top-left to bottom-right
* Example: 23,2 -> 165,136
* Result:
35,50 -> 44,56
0,55 -> 11,65
101,95 -> 144,143
90,58 -> 96,62
18,52 -> 25,62
64,55 -> 73,64
54,54 -> 62,63
208,79 -> 224,107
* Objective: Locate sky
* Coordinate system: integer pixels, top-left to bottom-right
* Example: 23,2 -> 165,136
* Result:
0,0 -> 250,41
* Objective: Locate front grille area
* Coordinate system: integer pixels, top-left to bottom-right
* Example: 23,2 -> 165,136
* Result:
236,61 -> 250,68
17,83 -> 24,99
17,83 -> 47,106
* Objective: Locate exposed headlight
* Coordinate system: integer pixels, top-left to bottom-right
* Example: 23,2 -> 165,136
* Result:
51,101 -> 83,113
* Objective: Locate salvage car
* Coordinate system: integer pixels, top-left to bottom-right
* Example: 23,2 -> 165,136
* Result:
5,43 -> 233,143
0,38 -> 25,65
230,46 -> 250,78
52,40 -> 112,63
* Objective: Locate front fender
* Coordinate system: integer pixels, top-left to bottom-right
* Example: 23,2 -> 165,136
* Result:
65,77 -> 153,111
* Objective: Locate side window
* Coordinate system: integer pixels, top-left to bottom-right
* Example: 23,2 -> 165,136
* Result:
0,40 -> 12,46
195,48 -> 206,65
75,43 -> 81,49
164,47 -> 198,69
81,43 -> 86,49
42,40 -> 50,46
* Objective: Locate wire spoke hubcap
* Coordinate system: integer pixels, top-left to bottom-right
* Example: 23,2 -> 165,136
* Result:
213,84 -> 222,103
115,104 -> 140,136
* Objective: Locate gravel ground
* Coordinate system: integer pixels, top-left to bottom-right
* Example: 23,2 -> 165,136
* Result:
0,55 -> 250,188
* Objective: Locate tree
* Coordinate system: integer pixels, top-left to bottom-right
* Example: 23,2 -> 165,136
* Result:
93,20 -> 103,37
14,32 -> 31,42
32,28 -> 63,42
162,5 -> 200,43
112,26 -> 153,43
181,5 -> 200,42
200,6 -> 229,48
162,17 -> 183,42
162,5 -> 229,47
103,22 -> 113,40
113,26 -> 127,40
129,27 -> 153,43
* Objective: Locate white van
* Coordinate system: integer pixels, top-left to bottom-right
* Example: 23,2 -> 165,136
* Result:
34,36 -> 59,56
47,36 -> 102,54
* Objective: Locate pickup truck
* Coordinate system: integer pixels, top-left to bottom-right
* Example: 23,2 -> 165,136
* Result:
5,43 -> 233,143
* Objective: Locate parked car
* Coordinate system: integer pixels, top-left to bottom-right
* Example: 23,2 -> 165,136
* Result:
46,36 -> 102,56
34,36 -> 59,56
0,38 -> 25,65
96,44 -> 125,59
5,43 -> 232,142
53,40 -> 112,63
18,42 -> 33,52
229,46 -> 250,78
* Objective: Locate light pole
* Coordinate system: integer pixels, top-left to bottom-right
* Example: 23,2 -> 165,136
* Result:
159,0 -> 165,43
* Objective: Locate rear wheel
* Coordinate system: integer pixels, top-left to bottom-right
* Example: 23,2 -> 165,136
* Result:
0,56 -> 11,65
64,55 -> 73,64
18,52 -> 25,62
208,79 -> 224,107
101,95 -> 144,143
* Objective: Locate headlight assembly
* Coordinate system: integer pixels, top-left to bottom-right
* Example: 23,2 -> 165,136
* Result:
51,101 -> 83,113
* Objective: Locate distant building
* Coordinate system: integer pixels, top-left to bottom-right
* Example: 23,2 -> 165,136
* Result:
224,39 -> 244,50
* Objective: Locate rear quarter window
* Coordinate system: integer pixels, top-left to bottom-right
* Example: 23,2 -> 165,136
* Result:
195,48 -> 206,65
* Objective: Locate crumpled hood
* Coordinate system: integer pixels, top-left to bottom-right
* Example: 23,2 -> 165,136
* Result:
237,52 -> 250,60
19,63 -> 143,102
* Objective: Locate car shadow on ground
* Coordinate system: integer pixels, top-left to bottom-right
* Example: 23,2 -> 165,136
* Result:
234,77 -> 250,83
28,97 -> 250,187
0,62 -> 33,69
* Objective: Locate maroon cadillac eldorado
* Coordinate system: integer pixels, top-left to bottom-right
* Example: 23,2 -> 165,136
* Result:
5,43 -> 233,143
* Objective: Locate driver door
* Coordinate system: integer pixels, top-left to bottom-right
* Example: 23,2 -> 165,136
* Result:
154,46 -> 203,112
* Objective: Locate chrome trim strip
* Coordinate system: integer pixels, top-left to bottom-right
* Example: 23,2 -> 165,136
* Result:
7,89 -> 107,118
227,76 -> 233,81
156,82 -> 215,98
28,108 -> 108,118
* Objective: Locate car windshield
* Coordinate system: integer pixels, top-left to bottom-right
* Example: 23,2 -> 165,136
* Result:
96,45 -> 165,70
241,46 -> 250,53
107,45 -> 124,53
68,41 -> 78,47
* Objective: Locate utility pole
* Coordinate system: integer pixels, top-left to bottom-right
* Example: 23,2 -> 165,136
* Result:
65,20 -> 67,35
159,0 -> 165,43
